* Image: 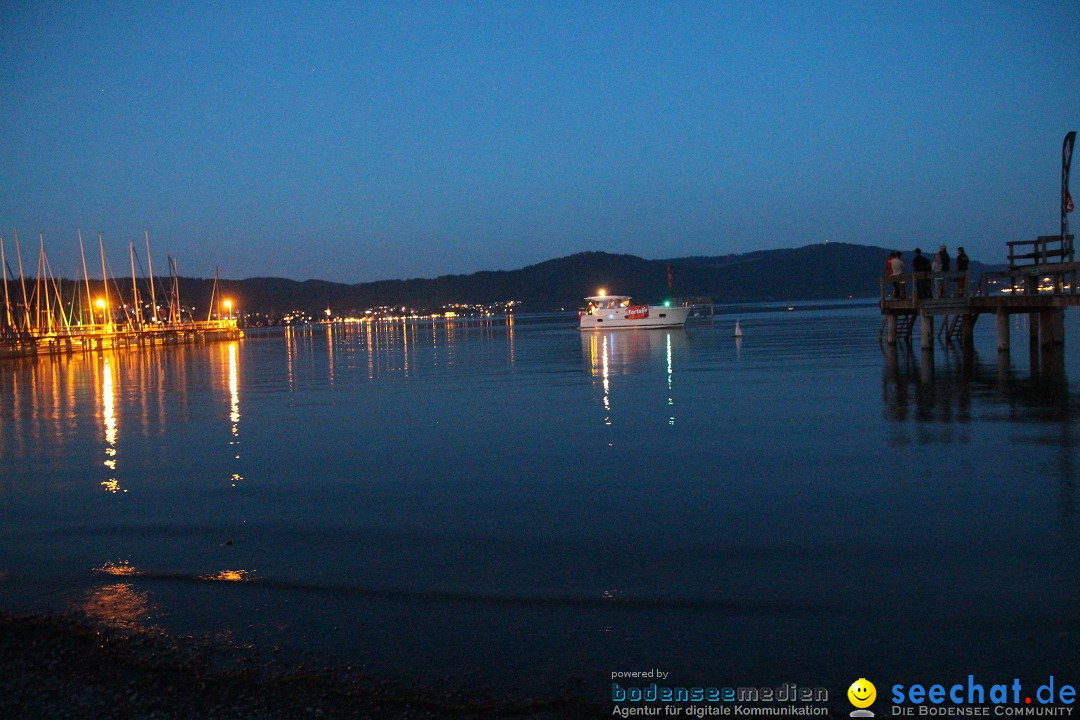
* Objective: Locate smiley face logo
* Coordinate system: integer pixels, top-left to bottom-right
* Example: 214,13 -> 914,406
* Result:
848,678 -> 876,709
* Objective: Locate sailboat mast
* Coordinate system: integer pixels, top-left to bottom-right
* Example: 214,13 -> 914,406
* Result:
36,233 -> 45,333
130,242 -> 142,326
166,255 -> 174,323
145,230 -> 158,323
43,251 -> 70,333
98,232 -> 110,330
14,229 -> 31,332
168,255 -> 181,324
79,229 -> 93,328
0,237 -> 12,332
207,266 -> 219,322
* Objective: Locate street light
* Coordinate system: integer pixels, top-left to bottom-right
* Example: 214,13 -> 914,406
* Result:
95,298 -> 107,326
223,299 -> 233,321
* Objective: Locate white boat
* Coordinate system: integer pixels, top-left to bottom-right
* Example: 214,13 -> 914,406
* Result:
579,293 -> 690,330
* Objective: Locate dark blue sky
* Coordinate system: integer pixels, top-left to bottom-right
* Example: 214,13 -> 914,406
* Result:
2,1 -> 1078,282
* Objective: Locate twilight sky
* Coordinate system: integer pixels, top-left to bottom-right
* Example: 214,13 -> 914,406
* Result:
2,1 -> 1079,283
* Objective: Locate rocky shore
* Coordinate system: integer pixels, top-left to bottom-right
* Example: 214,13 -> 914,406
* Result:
0,611 -> 602,719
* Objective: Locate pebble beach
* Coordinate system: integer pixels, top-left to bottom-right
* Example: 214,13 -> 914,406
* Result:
0,611 -> 602,719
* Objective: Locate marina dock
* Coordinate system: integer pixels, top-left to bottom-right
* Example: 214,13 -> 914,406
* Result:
1,321 -> 241,360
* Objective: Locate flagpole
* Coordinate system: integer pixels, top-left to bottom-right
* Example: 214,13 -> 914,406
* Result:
1064,131 -> 1076,293
1063,131 -> 1076,242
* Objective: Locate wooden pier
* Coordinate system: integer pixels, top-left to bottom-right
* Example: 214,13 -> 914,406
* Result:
880,235 -> 1079,352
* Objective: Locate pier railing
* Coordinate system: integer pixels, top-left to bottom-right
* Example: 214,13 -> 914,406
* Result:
879,270 -> 970,305
982,235 -> 1079,296
881,262 -> 1080,307
1007,234 -> 1074,268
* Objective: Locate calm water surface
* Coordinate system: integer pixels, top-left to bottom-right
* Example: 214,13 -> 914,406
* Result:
1,303 -> 1078,693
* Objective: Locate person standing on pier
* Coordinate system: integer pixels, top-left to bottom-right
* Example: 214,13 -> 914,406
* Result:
886,252 -> 896,297
931,250 -> 943,298
939,245 -> 951,297
955,247 -> 969,296
889,251 -> 906,299
912,248 -> 932,299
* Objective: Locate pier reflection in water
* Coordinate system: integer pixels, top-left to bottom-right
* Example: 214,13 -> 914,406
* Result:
882,339 -> 1075,428
883,341 -> 1077,527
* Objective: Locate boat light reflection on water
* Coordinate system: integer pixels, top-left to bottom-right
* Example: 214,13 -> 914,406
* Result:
585,332 -> 612,425
667,332 -> 675,426
583,329 -> 686,429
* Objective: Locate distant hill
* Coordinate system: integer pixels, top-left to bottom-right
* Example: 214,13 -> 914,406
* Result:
173,242 -> 995,315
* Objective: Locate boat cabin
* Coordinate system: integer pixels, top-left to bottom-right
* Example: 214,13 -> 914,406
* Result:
583,295 -> 632,314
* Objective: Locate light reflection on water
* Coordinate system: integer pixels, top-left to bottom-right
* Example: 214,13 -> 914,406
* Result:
583,330 -> 688,429
82,582 -> 153,630
0,308 -> 1078,688
201,569 -> 255,582
95,560 -> 138,577
226,342 -> 242,487
100,356 -> 121,493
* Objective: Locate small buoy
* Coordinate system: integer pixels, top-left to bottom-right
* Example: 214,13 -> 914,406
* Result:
733,320 -> 743,338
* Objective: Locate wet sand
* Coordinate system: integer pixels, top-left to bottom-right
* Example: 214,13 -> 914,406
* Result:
0,611 -> 602,719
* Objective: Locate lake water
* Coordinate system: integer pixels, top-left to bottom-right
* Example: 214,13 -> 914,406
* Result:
1,303 -> 1078,699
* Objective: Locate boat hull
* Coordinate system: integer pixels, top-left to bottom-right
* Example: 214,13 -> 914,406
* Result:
579,305 -> 690,330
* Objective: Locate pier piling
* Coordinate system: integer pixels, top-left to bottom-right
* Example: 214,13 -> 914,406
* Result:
920,313 -> 934,350
996,310 -> 1010,351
